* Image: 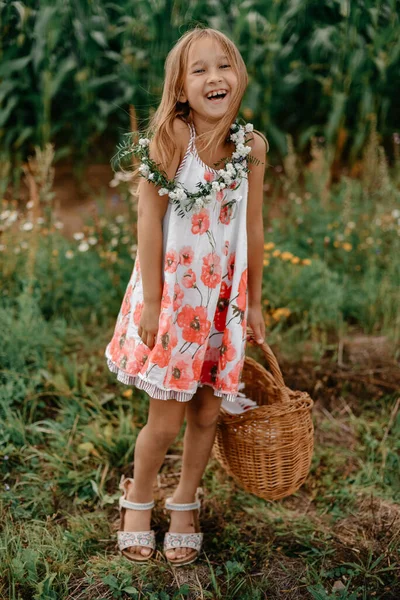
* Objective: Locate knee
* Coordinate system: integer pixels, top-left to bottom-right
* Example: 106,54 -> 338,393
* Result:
144,421 -> 182,446
188,407 -> 220,430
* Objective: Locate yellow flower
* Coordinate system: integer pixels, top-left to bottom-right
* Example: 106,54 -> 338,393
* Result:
291,256 -> 300,264
264,253 -> 270,260
263,298 -> 270,305
264,242 -> 275,250
272,249 -> 281,257
281,251 -> 293,261
272,307 -> 291,321
243,107 -> 254,120
263,259 -> 270,266
122,389 -> 133,398
342,242 -> 352,251
333,240 -> 340,248
52,249 -> 59,257
302,258 -> 312,265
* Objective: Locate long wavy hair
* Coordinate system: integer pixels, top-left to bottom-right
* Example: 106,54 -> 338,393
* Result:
145,26 -> 264,172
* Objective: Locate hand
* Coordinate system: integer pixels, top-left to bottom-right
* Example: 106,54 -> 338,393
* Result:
138,301 -> 161,350
247,303 -> 266,345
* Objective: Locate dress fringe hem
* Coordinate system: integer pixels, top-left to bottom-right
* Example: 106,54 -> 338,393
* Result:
106,357 -> 239,403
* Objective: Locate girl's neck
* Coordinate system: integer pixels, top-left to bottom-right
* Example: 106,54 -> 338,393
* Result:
191,115 -> 233,154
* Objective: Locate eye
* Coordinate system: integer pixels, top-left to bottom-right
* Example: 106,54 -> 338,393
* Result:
194,68 -> 205,73
220,64 -> 230,69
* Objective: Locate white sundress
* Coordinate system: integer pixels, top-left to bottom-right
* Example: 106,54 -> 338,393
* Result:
105,120 -> 249,402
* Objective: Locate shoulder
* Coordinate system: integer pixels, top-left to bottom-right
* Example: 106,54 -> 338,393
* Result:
171,118 -> 190,156
247,129 -> 268,177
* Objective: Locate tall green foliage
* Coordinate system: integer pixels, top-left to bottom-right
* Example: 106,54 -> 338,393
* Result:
1,0 -> 399,168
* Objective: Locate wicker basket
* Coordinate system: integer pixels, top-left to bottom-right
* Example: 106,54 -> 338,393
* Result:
212,333 -> 314,501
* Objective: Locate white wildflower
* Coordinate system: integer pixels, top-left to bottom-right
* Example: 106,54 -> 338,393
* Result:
392,209 -> 400,219
20,241 -> 28,249
245,123 -> 254,132
55,221 -> 64,229
26,201 -> 34,209
158,188 -> 169,196
65,250 -> 74,259
78,241 -> 89,252
37,217 -> 45,225
21,221 -> 33,231
88,236 -> 98,245
0,210 -> 10,220
211,181 -> 221,192
195,198 -> 204,209
115,215 -> 125,223
111,238 -> 118,247
73,232 -> 84,241
347,221 -> 356,229
14,247 -> 21,254
0,244 -> 5,251
138,138 -> 150,147
148,173 -> 155,181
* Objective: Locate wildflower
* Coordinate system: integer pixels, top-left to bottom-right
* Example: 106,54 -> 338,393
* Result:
302,259 -> 312,265
21,221 -> 33,231
65,250 -> 74,259
121,235 -> 130,244
52,249 -> 59,257
158,188 -> 169,196
263,259 -> 270,266
342,242 -> 352,251
55,221 -> 64,229
392,209 -> 400,219
138,138 -> 150,147
115,215 -> 125,223
122,389 -> 133,398
88,236 -> 98,245
20,241 -> 28,249
78,241 -> 89,252
73,232 -> 84,241
139,163 -> 150,177
281,251 -> 293,261
245,123 -> 254,132
347,221 -> 356,229
0,244 -> 5,251
264,242 -> 275,250
14,247 -> 21,254
333,241 -> 340,248
26,200 -> 34,209
36,217 -> 45,225
291,257 -> 300,264
111,238 -> 118,247
272,308 -> 291,321
0,210 -> 10,220
272,249 -> 281,257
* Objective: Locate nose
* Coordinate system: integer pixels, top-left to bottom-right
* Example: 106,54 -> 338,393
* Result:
207,67 -> 223,84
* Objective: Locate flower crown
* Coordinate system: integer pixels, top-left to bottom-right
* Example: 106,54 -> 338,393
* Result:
112,120 -> 254,218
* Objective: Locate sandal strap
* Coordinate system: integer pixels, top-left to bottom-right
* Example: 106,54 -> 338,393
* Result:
163,531 -> 203,552
120,497 -> 155,510
164,487 -> 203,511
118,530 -> 156,551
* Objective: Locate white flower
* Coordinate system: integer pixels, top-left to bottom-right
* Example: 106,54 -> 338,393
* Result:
55,221 -> 64,229
211,181 -> 221,191
20,241 -> 28,249
158,188 -> 169,196
26,201 -> 34,209
65,250 -> 74,259
245,123 -> 254,132
148,173 -> 155,181
0,244 -> 5,251
115,215 -> 125,223
73,232 -> 85,241
78,241 -> 89,252
195,198 -> 204,209
121,235 -> 130,244
14,247 -> 21,254
88,236 -> 98,245
1,210 -> 10,220
138,138 -> 150,147
37,217 -> 45,225
111,238 -> 118,247
169,190 -> 177,200
22,221 -> 33,231
139,163 -> 150,177
392,209 -> 400,219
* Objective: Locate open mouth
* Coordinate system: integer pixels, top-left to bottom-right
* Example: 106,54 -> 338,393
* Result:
206,90 -> 228,103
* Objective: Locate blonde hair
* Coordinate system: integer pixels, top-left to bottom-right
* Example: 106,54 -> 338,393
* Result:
145,26 -> 250,170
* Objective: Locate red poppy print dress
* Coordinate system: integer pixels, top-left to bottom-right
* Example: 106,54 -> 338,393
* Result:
105,122 -> 248,402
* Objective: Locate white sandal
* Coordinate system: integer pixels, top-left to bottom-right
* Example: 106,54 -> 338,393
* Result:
117,475 -> 156,563
163,487 -> 204,566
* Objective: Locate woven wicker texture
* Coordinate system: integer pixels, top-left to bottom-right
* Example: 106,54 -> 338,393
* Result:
212,330 -> 314,501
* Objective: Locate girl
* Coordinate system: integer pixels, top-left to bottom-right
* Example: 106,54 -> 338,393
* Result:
105,26 -> 268,566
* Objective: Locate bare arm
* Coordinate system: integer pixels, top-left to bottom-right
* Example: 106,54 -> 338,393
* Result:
136,119 -> 186,348
246,131 -> 268,343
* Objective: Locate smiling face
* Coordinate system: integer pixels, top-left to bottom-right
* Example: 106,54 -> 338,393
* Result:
179,37 -> 239,126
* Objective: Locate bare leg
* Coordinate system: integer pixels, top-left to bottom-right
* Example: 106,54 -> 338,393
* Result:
122,396 -> 186,557
165,385 -> 222,560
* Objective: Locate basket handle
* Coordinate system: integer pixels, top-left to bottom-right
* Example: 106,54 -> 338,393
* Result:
246,328 -> 291,404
